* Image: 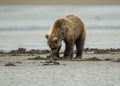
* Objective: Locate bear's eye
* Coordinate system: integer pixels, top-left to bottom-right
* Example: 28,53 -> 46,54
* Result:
54,40 -> 58,43
53,37 -> 58,43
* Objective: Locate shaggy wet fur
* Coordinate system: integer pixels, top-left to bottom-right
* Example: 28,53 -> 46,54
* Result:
46,15 -> 86,59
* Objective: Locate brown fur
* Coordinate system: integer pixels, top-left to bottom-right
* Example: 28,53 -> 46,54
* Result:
45,15 -> 86,59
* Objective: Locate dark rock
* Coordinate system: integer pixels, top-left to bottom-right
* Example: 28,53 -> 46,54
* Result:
28,56 -> 45,60
27,49 -> 50,54
42,60 -> 60,66
94,49 -> 109,54
17,48 -> 26,54
104,58 -> 113,61
62,63 -> 66,65
112,58 -> 120,62
54,62 -> 60,65
46,55 -> 59,60
5,62 -> 16,66
16,61 -> 22,64
86,57 -> 102,61
42,63 -> 49,66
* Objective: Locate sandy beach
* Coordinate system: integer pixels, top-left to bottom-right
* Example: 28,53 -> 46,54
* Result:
0,48 -> 120,86
0,0 -> 120,85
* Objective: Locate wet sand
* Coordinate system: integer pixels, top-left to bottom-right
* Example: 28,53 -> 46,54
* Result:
0,48 -> 120,86
0,2 -> 120,85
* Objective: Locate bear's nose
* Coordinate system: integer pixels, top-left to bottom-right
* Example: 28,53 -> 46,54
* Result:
52,49 -> 57,55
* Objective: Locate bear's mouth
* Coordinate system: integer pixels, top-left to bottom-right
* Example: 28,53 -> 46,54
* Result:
51,50 -> 58,57
51,45 -> 61,57
51,48 -> 58,55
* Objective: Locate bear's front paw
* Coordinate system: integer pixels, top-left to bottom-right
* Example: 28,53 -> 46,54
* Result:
74,56 -> 82,59
63,56 -> 72,60
46,55 -> 60,60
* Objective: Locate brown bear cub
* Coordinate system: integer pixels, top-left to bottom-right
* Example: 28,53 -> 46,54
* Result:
45,15 -> 86,59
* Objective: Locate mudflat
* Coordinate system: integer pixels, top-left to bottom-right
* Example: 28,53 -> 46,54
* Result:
0,48 -> 120,86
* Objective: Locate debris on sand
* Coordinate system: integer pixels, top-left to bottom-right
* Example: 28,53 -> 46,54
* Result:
42,63 -> 49,66
29,55 -> 61,66
54,61 -> 60,65
94,50 -> 110,54
4,62 -> 16,66
104,58 -> 113,61
28,56 -> 46,60
46,55 -> 60,60
62,63 -> 66,65
27,49 -> 50,54
6,48 -> 50,56
8,48 -> 26,56
84,48 -> 120,54
16,61 -> 22,64
28,55 -> 61,66
112,58 -> 120,62
0,48 -> 120,56
42,60 -> 60,66
84,57 -> 102,61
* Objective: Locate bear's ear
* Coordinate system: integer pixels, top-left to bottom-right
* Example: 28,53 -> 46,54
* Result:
45,34 -> 49,39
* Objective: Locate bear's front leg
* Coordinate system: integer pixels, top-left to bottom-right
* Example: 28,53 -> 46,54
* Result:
64,42 -> 74,59
52,46 -> 61,58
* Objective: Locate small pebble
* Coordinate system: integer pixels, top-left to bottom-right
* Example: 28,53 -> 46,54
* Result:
42,63 -> 49,66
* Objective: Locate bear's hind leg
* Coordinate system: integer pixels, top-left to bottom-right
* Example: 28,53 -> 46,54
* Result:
75,40 -> 82,59
75,31 -> 86,59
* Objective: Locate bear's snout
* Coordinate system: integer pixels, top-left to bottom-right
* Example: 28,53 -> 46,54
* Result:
51,47 -> 60,57
52,51 -> 58,57
52,49 -> 57,55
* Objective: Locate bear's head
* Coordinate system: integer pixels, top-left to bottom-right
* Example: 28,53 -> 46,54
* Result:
45,18 -> 68,57
45,34 -> 62,57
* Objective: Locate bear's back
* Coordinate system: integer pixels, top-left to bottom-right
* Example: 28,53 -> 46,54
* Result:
65,15 -> 84,27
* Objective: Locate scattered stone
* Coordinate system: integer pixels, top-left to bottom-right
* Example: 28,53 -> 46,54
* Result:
0,48 -> 120,56
16,48 -> 26,54
86,57 -> 102,61
46,55 -> 59,60
94,49 -> 110,54
4,48 -> 50,55
42,63 -> 49,66
41,60 -> 60,66
16,61 -> 22,64
27,49 -> 50,54
104,58 -> 113,61
8,50 -> 17,56
54,61 -> 60,65
28,56 -> 45,60
84,48 -> 120,54
45,60 -> 55,63
9,48 -> 26,55
5,62 -> 16,66
112,58 -> 120,62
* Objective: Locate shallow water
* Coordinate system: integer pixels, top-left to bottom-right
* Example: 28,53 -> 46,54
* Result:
0,5 -> 120,51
